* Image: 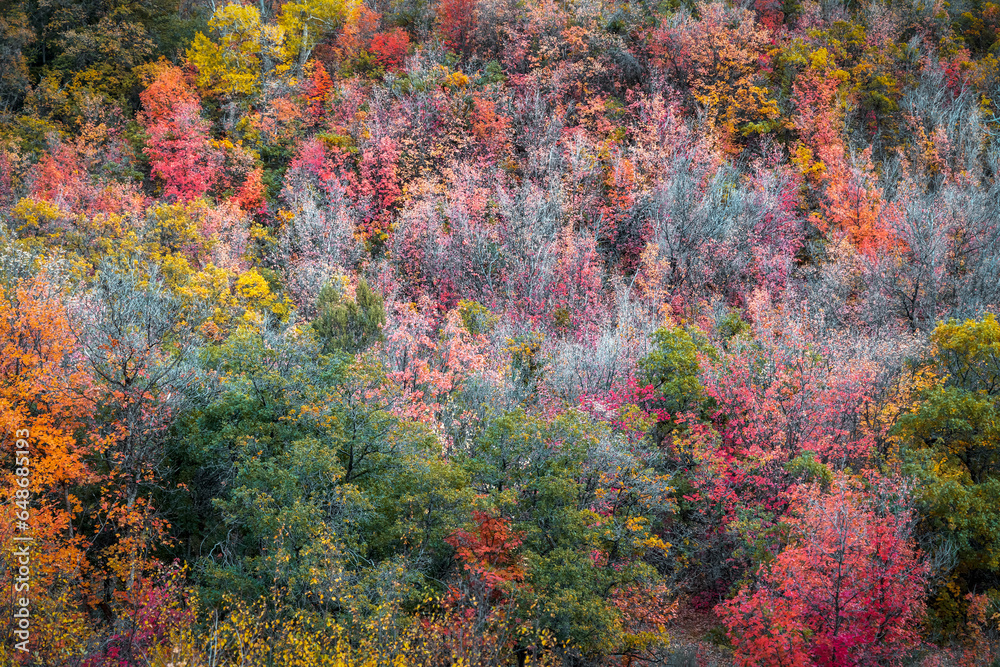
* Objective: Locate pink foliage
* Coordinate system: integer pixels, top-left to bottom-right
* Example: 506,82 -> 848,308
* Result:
29,131 -> 146,217
196,202 -> 251,272
358,135 -> 401,244
382,299 -> 496,441
279,140 -> 365,308
528,225 -> 606,336
391,164 -> 502,310
703,292 -> 879,466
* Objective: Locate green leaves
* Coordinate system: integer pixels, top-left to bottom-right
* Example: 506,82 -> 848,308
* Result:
312,277 -> 386,355
454,408 -> 672,656
638,325 -> 706,416
897,315 -> 1000,628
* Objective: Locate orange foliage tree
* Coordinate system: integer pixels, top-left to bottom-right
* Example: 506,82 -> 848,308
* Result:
0,275 -> 102,661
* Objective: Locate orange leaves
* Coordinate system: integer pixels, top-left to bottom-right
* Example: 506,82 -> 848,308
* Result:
610,582 -> 676,639
653,2 -> 779,144
358,135 -> 402,246
333,0 -> 380,63
383,301 -> 495,434
305,61 -> 334,120
468,95 -> 511,159
0,276 -> 100,659
138,63 -> 200,127
815,148 -> 903,257
791,66 -> 845,180
786,39 -> 910,258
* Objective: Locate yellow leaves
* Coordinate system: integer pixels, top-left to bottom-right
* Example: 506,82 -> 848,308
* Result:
147,202 -> 209,259
188,4 -> 285,98
279,0 -> 347,67
643,534 -> 672,555
792,145 -> 826,183
179,263 -> 230,304
429,64 -> 470,89
809,47 -> 830,70
11,197 -> 66,234
625,515 -> 647,532
236,267 -> 273,301
157,253 -> 195,291
663,3 -> 779,144
932,314 -> 1000,374
972,54 -> 1000,114
236,268 -> 292,321
443,71 -> 470,89
0,276 -> 102,661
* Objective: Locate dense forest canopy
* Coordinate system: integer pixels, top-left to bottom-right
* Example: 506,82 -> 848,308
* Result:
2,0 -> 1000,663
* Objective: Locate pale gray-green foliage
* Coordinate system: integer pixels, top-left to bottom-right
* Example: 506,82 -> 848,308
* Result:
312,276 -> 385,355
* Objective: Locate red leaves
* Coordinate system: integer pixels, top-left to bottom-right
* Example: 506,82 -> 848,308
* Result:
234,167 -> 267,215
815,149 -> 902,258
650,2 -> 777,143
754,0 -> 785,32
599,155 -> 648,271
415,512 -> 530,665
437,0 -> 478,56
288,137 -> 330,182
446,510 -> 525,597
718,482 -> 928,667
80,563 -> 192,667
139,65 -> 220,202
371,29 -> 410,72
285,133 -> 401,250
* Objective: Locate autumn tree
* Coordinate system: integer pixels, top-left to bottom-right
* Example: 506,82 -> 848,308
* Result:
438,0 -> 478,57
278,0 -> 348,70
897,314 -> 1000,630
371,28 -> 410,71
70,260 -> 199,609
652,2 -> 779,144
139,65 -> 221,202
0,275 -> 98,661
718,481 -> 928,667
187,4 -> 285,101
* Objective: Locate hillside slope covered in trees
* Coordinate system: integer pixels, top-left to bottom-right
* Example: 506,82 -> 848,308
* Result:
2,0 -> 1000,663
